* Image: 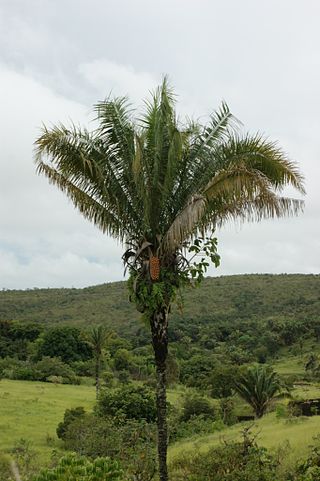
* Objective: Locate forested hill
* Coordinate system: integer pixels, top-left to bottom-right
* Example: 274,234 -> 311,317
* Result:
1,274 -> 319,341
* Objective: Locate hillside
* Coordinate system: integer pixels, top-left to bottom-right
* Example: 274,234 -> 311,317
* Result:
1,274 -> 319,340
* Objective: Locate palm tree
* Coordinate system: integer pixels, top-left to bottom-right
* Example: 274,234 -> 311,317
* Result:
34,78 -> 304,481
86,326 -> 111,398
234,365 -> 286,418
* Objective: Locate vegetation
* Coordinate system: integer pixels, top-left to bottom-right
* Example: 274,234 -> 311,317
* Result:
96,384 -> 157,422
171,428 -> 279,481
0,379 -> 95,461
86,326 -> 111,397
234,365 -> 286,418
34,75 -> 304,480
33,454 -> 122,481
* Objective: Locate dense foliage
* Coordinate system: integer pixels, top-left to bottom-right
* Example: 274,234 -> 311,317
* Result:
96,384 -> 157,422
33,454 -> 122,481
170,429 -> 279,481
0,275 -> 319,393
0,275 -> 318,334
234,365 -> 285,418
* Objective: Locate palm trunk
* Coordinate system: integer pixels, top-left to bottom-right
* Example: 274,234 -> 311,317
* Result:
95,355 -> 100,399
150,307 -> 169,481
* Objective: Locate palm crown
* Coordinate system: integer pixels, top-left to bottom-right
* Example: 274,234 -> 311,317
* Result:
234,365 -> 287,418
35,78 -> 304,263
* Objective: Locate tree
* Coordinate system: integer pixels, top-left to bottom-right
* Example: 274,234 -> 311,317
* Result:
38,326 -> 92,363
96,384 -> 157,422
86,326 -> 111,397
234,364 -> 286,418
35,78 -> 304,480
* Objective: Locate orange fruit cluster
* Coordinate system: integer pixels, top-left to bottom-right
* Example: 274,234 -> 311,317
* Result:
150,256 -> 160,280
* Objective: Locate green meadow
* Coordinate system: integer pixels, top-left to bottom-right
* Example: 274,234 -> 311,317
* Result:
0,380 -> 187,462
0,380 -> 96,461
2,377 -> 320,469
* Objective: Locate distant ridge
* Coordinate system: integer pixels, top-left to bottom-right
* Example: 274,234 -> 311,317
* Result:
1,274 -> 319,339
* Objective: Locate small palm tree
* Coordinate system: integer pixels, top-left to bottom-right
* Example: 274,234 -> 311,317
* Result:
86,326 -> 111,398
35,78 -> 304,480
234,365 -> 286,418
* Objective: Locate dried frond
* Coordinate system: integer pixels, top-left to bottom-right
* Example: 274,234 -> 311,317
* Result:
162,195 -> 206,252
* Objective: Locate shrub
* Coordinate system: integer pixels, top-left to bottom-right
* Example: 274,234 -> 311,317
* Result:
34,357 -> 79,384
96,384 -> 157,422
181,395 -> 215,421
33,453 -> 122,481
46,375 -> 63,384
209,364 -> 239,398
56,406 -> 86,440
294,435 -> 320,480
10,438 -> 38,481
37,326 -> 92,363
219,397 -> 236,425
71,359 -> 95,377
118,370 -> 130,384
169,415 -> 224,442
0,356 -> 79,384
63,415 -> 156,480
102,370 -> 115,388
170,429 -> 279,481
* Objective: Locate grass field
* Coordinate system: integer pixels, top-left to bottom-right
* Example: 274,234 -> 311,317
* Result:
169,413 -> 320,467
0,380 -> 96,461
2,378 -> 320,469
0,379 -> 186,463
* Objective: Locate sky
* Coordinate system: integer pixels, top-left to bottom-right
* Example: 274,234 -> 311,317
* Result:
0,0 -> 319,289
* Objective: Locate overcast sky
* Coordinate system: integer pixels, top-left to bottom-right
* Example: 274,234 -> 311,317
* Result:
0,0 -> 319,289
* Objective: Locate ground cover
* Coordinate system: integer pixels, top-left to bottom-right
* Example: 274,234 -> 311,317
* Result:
0,379 -> 186,462
0,379 -> 96,462
169,412 -> 320,468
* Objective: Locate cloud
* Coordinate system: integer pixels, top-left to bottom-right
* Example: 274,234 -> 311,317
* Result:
79,59 -> 159,106
0,0 -> 319,288
0,65 -> 124,288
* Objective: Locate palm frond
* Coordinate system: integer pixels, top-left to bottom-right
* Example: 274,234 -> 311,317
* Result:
36,162 -> 126,239
35,124 -> 143,237
208,134 -> 305,194
162,195 -> 206,252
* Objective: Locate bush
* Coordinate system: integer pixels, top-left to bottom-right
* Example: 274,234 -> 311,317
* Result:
33,453 -> 122,481
171,429 -> 280,481
35,357 -> 79,384
96,384 -> 157,422
0,356 -> 79,384
37,326 -> 92,363
181,395 -> 215,421
63,415 -> 156,481
219,397 -> 236,425
209,364 -> 239,398
56,406 -> 86,440
71,359 -> 95,377
293,435 -> 320,481
102,370 -> 115,388
118,370 -> 130,384
46,375 -> 63,384
169,415 -> 224,442
10,438 -> 38,481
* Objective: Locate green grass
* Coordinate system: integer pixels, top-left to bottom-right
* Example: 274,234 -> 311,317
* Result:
0,379 -> 96,462
2,378 -> 320,470
0,379 -> 191,464
168,412 -> 320,466
273,356 -> 305,376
